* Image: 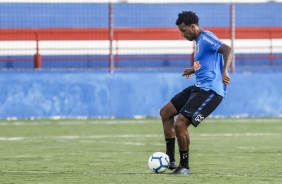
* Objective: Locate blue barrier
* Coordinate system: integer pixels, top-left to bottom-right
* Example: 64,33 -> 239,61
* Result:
0,71 -> 281,119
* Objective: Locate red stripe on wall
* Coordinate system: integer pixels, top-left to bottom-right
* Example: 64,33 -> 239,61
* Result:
0,27 -> 281,40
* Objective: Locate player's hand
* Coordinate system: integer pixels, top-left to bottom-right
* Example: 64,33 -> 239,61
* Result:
182,68 -> 194,79
222,71 -> 230,86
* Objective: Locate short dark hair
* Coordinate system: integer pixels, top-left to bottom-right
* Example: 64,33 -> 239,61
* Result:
176,11 -> 199,26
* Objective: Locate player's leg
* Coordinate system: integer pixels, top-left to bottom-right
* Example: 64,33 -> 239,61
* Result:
171,113 -> 191,175
160,101 -> 177,139
160,86 -> 193,169
160,101 -> 178,169
172,87 -> 223,175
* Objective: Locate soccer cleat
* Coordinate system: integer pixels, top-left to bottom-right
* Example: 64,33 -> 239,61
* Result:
171,164 -> 191,175
168,161 -> 178,170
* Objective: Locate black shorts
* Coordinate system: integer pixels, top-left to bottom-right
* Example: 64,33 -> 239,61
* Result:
170,85 -> 223,127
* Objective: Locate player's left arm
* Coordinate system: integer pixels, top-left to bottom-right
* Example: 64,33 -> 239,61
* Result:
217,44 -> 233,86
182,68 -> 194,79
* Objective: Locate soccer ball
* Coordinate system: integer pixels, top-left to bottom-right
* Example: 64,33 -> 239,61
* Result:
148,152 -> 170,173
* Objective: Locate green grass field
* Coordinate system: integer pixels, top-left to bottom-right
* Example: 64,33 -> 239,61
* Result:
0,118 -> 282,184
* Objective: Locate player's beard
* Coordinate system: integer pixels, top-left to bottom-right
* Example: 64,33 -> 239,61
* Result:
186,36 -> 194,41
185,34 -> 196,41
186,37 -> 193,41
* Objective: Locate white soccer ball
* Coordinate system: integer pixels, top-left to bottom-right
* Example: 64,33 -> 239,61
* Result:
148,152 -> 170,173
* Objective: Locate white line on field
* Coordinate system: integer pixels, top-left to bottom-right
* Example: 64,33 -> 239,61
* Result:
1,170 -> 53,174
0,122 -> 51,126
195,133 -> 281,137
0,133 -> 280,141
80,140 -> 147,146
13,155 -> 53,158
237,146 -> 280,150
215,119 -> 282,123
193,173 -> 282,177
0,137 -> 25,141
66,121 -> 155,125
0,118 -> 281,126
81,172 -> 282,177
80,140 -> 165,146
0,121 -> 154,126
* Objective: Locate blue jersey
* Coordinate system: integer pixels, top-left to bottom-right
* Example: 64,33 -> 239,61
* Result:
193,30 -> 226,97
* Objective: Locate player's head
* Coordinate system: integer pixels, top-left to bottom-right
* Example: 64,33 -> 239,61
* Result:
176,11 -> 201,41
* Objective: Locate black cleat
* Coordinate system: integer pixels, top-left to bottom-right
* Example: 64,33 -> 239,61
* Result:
171,164 -> 191,175
168,161 -> 177,170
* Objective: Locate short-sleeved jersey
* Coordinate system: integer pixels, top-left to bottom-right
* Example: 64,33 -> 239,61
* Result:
193,30 -> 226,97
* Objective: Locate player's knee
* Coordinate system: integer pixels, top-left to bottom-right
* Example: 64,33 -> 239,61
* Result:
159,106 -> 167,119
174,115 -> 189,130
160,106 -> 173,120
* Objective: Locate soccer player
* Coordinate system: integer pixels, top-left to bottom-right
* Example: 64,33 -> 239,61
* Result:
160,11 -> 233,175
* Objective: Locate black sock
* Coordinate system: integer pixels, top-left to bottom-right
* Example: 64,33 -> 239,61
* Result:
179,150 -> 189,169
165,138 -> 175,162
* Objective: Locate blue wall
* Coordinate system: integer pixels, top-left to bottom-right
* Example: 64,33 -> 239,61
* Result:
0,71 -> 281,119
0,3 -> 281,28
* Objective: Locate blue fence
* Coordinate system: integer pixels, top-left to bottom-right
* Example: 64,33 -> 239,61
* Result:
1,54 -> 281,71
0,3 -> 282,28
1,2 -> 282,71
0,71 -> 281,119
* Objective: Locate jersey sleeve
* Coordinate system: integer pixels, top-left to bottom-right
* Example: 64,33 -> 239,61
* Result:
202,33 -> 223,52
